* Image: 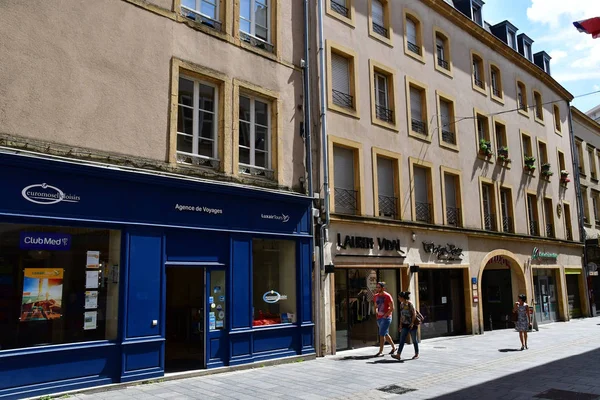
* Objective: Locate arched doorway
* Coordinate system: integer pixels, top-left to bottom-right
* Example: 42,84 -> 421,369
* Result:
478,251 -> 527,331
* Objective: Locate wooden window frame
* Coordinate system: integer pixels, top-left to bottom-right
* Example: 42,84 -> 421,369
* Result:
328,135 -> 365,215
409,157 -> 435,224
470,50 -> 486,96
553,104 -> 562,135
169,58 -> 229,173
588,146 -> 598,181
433,27 -> 452,77
326,40 -> 360,118
233,0 -> 279,58
489,63 -> 504,104
520,130 -> 535,176
537,138 -> 550,180
592,190 -> 600,225
582,186 -> 591,225
543,197 -> 555,238
174,0 -> 230,38
368,0 -> 392,46
533,90 -> 544,125
499,184 -> 515,234
403,9 -> 425,64
478,177 -> 500,232
440,166 -> 464,227
525,191 -> 540,237
436,90 -> 458,151
369,60 -> 398,131
406,76 -> 430,142
493,117 -> 509,168
474,108 -> 492,161
576,140 -> 586,177
372,147 -> 402,219
563,201 -> 574,240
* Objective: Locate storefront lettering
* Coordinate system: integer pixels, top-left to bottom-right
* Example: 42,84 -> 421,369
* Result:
422,241 -> 463,261
532,247 -> 558,261
174,204 -> 223,215
263,290 -> 288,304
488,255 -> 511,268
261,213 -> 290,223
19,232 -> 72,251
336,233 -> 401,251
21,183 -> 80,205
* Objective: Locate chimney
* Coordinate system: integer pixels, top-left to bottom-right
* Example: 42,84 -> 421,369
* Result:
517,33 -> 534,62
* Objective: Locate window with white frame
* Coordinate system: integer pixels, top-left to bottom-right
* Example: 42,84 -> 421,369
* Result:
177,76 -> 218,164
240,0 -> 269,42
181,0 -> 219,23
331,53 -> 353,109
374,72 -> 391,122
239,95 -> 271,170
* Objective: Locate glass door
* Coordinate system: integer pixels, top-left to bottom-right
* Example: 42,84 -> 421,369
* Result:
206,269 -> 227,364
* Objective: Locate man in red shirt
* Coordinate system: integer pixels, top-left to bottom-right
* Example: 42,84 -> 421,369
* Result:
374,281 -> 396,356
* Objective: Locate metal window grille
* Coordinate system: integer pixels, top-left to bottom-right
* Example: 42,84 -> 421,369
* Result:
407,41 -> 421,55
484,212 -> 496,231
331,0 -> 349,17
441,129 -> 455,144
446,206 -> 461,227
502,216 -> 513,233
415,202 -> 432,223
546,223 -> 555,238
529,220 -> 539,236
375,105 -> 394,123
411,118 -> 426,134
437,58 -> 450,70
334,187 -> 358,215
378,195 -> 398,219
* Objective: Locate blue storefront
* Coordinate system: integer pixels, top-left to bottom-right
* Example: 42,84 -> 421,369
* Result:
0,153 -> 314,399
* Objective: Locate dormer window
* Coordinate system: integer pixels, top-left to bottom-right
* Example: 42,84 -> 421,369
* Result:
472,5 -> 482,25
507,32 -> 516,49
525,44 -> 531,60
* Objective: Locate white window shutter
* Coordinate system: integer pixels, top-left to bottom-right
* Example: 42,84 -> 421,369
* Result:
377,158 -> 394,197
444,175 -> 456,208
334,146 -> 355,190
406,19 -> 417,44
332,53 -> 350,95
372,0 -> 384,27
410,87 -> 422,120
414,167 -> 428,203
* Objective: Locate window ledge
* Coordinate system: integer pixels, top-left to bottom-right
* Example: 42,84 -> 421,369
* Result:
555,128 -> 563,136
329,103 -> 360,119
591,177 -> 599,183
434,61 -> 453,78
372,117 -> 399,132
239,164 -> 275,180
497,159 -> 511,169
404,45 -> 426,64
518,109 -> 530,118
408,130 -> 432,143
439,141 -> 459,152
491,93 -> 505,105
238,38 -> 278,62
477,153 -> 494,163
176,14 -> 229,41
471,82 -> 487,96
368,31 -> 393,47
534,117 -> 545,126
326,7 -> 355,28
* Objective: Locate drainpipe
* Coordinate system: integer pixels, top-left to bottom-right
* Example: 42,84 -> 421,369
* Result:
568,103 -> 591,317
316,0 -> 330,356
302,0 -> 319,356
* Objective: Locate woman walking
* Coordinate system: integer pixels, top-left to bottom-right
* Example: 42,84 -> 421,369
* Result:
513,294 -> 531,350
392,291 -> 419,360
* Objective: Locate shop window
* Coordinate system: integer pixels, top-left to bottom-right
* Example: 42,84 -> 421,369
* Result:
177,75 -> 220,167
527,193 -> 540,236
588,146 -> 598,180
490,64 -> 503,102
180,0 -> 222,31
0,224 -> 120,351
500,186 -> 514,233
252,239 -> 296,326
544,198 -> 555,238
564,203 -> 573,240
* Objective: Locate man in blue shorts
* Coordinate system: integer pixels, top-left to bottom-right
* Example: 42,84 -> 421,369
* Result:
373,281 -> 396,356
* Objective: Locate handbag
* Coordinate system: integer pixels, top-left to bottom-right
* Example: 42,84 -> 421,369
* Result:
414,309 -> 425,326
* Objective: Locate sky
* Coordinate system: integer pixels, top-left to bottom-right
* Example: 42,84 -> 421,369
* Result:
482,0 -> 600,113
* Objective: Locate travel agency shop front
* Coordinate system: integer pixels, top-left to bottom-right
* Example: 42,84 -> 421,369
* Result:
322,220 -> 474,354
0,152 -> 314,399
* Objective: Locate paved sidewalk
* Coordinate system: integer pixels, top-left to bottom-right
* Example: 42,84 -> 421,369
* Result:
49,317 -> 600,400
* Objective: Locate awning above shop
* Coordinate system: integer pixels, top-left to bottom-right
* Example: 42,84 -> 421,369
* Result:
584,227 -> 600,240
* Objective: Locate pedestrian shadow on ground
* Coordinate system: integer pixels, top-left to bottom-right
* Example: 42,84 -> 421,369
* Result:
336,354 -> 382,361
497,348 -> 522,352
367,359 -> 405,364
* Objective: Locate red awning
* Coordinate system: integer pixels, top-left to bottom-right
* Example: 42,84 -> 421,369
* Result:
574,17 -> 600,39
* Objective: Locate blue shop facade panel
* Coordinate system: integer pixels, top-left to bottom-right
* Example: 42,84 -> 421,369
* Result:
0,153 -> 314,399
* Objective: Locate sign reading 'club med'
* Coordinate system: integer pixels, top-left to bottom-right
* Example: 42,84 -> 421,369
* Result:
20,232 -> 72,251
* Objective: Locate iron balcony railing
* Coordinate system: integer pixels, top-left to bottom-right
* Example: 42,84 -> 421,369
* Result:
411,118 -> 427,135
437,58 -> 450,70
474,77 -> 484,89
536,109 -> 543,120
529,220 -> 539,236
519,101 -> 528,112
502,216 -> 514,233
334,187 -> 358,215
332,89 -> 353,109
484,212 -> 497,231
373,22 -> 388,37
546,223 -> 555,238
378,195 -> 397,219
416,202 -> 432,223
566,226 -> 573,241
446,206 -> 461,227
181,6 -> 223,31
492,87 -> 501,97
331,1 -> 349,17
375,104 -> 394,123
239,31 -> 274,53
407,41 -> 421,55
441,129 -> 455,144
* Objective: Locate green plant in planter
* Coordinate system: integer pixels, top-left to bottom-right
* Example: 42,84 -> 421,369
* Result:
497,146 -> 511,163
479,139 -> 493,157
560,170 -> 570,183
524,156 -> 536,171
541,163 -> 553,177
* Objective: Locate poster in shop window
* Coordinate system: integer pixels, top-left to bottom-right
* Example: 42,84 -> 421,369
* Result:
20,268 -> 64,322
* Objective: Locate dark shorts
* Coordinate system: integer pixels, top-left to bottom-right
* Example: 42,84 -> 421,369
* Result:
377,317 -> 392,336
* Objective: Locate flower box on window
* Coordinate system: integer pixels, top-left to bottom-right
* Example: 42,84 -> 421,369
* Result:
541,163 -> 553,177
560,170 -> 570,184
497,146 -> 511,163
524,156 -> 536,172
479,139 -> 493,158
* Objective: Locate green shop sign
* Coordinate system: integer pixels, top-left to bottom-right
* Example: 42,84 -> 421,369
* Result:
532,247 -> 558,261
